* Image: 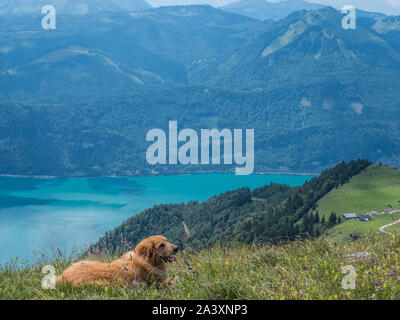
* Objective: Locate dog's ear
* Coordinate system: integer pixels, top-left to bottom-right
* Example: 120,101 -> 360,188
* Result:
135,240 -> 154,260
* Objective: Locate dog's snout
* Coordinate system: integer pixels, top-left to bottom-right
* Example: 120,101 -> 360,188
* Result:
173,245 -> 179,253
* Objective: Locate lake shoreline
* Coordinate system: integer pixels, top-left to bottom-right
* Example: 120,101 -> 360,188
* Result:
0,171 -> 318,179
0,173 -> 313,265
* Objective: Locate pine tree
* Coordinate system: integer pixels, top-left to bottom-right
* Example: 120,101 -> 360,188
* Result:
314,212 -> 320,224
328,212 -> 337,227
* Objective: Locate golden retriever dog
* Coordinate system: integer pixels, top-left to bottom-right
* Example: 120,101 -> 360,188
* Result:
56,235 -> 178,286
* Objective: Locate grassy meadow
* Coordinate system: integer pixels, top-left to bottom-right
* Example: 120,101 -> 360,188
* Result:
327,212 -> 400,242
317,164 -> 400,218
314,164 -> 400,242
1,233 -> 400,300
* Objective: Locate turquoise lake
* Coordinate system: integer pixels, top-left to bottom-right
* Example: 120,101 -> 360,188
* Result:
0,174 -> 313,265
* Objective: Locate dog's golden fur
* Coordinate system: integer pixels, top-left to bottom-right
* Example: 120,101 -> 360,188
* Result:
56,235 -> 178,286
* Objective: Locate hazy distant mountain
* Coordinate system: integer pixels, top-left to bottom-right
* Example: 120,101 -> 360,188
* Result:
192,7 -> 400,89
221,0 -> 323,20
306,0 -> 400,16
0,5 -> 266,103
1,5 -> 400,175
357,9 -> 388,21
110,0 -> 152,11
187,7 -> 400,169
0,0 -> 124,15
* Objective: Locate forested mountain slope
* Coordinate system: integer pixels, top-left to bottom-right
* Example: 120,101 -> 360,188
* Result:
1,7 -> 400,175
90,160 -> 371,253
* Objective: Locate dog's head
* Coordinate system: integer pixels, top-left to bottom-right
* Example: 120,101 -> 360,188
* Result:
135,235 -> 178,266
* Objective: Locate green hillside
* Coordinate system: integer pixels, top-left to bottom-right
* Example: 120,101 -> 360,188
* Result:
328,212 -> 400,242
314,164 -> 400,241
90,160 -> 370,254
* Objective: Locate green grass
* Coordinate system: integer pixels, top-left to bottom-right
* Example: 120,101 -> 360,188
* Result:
327,212 -> 400,243
312,164 -> 400,241
1,234 -> 400,300
317,164 -> 400,219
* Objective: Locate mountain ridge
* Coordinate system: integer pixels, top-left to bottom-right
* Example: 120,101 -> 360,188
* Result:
110,0 -> 152,11
0,0 -> 153,15
190,6 -> 400,88
0,0 -> 128,15
1,6 -> 400,174
221,0 -> 323,20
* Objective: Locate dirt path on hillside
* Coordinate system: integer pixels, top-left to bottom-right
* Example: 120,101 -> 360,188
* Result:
379,219 -> 400,235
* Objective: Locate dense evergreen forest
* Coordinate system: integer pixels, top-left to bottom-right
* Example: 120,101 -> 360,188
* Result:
90,159 -> 371,253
